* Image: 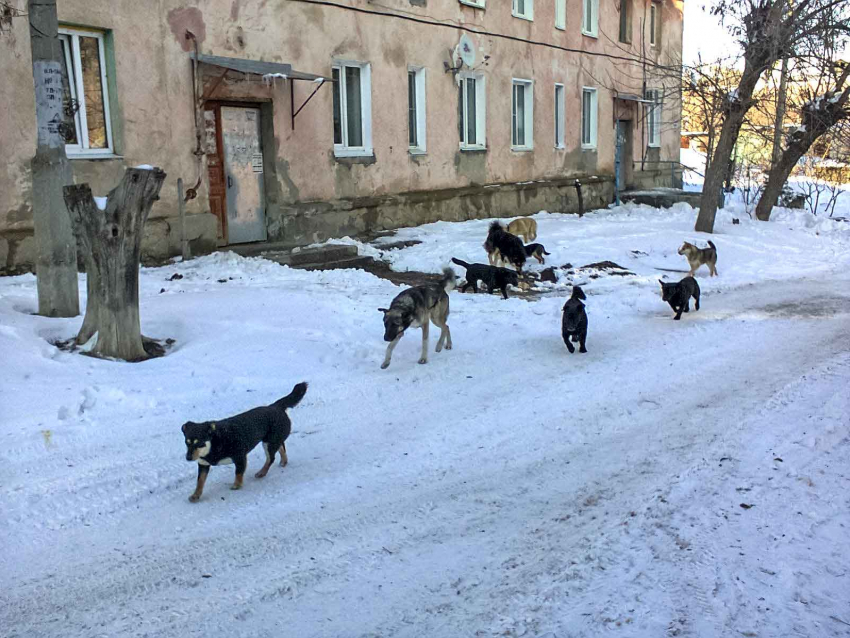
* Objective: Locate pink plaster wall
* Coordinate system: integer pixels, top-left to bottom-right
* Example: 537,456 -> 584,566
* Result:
0,0 -> 683,258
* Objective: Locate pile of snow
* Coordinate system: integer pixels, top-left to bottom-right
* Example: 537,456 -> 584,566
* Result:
2,204 -> 850,637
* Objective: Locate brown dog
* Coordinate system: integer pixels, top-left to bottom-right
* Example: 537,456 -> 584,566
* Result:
507,217 -> 537,243
678,240 -> 718,277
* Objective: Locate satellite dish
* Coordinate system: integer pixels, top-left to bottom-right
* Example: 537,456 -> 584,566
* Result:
457,33 -> 477,68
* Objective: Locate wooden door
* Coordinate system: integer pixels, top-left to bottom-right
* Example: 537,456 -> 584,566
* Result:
204,106 -> 227,243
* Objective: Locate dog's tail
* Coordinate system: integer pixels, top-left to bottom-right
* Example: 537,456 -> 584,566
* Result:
440,266 -> 457,292
273,382 -> 308,410
707,240 -> 716,250
542,248 -> 551,255
488,220 -> 503,235
451,257 -> 471,269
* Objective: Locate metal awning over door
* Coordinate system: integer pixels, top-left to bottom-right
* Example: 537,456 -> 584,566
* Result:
192,53 -> 333,129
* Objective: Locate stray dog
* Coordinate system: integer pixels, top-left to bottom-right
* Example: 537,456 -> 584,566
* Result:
484,221 -> 527,272
561,286 -> 588,353
507,217 -> 538,243
678,240 -> 718,277
182,382 -> 308,502
379,267 -> 455,369
659,277 -> 700,320
524,243 -> 551,265
451,257 -> 519,300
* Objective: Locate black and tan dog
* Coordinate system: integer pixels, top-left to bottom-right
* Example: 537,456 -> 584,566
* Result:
523,243 -> 551,265
659,276 -> 700,320
484,221 -> 527,272
182,382 -> 308,502
451,257 -> 519,300
678,240 -> 718,277
561,286 -> 588,353
379,267 -> 455,369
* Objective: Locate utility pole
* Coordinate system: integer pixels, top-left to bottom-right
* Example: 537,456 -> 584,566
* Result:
771,57 -> 789,168
29,0 -> 79,317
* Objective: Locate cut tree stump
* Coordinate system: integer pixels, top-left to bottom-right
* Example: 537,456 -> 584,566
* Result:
63,167 -> 167,362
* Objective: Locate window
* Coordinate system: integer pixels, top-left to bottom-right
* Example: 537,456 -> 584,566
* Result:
332,61 -> 372,157
582,0 -> 598,36
646,89 -> 662,147
554,84 -> 565,149
458,73 -> 486,150
619,0 -> 630,43
650,2 -> 657,46
459,0 -> 485,7
581,87 -> 598,148
58,27 -> 113,156
555,0 -> 566,29
408,66 -> 426,154
512,0 -> 533,20
511,79 -> 534,150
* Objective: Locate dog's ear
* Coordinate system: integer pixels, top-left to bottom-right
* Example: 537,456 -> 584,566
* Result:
181,422 -> 189,434
378,307 -> 389,313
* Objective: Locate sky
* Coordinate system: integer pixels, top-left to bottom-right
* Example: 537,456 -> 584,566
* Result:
682,1 -> 740,66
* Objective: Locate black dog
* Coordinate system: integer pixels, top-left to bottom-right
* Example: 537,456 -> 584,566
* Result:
524,243 -> 552,265
484,221 -> 527,272
659,276 -> 700,320
561,286 -> 588,353
451,257 -> 519,300
182,382 -> 308,502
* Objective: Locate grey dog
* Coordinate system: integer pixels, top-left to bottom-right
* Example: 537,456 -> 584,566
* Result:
379,267 -> 456,369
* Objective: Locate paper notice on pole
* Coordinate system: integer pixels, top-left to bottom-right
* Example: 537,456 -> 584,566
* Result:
34,60 -> 66,149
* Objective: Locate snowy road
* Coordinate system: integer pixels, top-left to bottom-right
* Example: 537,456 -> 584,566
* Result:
3,268 -> 849,637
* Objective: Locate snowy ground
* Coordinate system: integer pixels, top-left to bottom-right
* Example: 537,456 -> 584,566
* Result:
2,204 -> 850,637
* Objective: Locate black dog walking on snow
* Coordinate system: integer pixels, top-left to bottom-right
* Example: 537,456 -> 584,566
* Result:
561,286 -> 588,353
182,382 -> 308,502
451,257 -> 519,300
659,276 -> 701,320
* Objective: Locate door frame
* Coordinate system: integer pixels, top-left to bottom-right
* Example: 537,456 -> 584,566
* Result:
204,99 -> 272,245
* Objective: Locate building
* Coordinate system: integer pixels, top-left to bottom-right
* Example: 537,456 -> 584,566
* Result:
0,0 -> 684,271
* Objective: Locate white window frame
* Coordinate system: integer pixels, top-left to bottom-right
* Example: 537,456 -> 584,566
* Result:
581,87 -> 598,149
332,60 -> 373,158
459,0 -> 486,8
408,66 -> 427,155
582,0 -> 599,37
646,88 -> 662,147
512,0 -> 534,20
554,83 -> 565,149
58,27 -> 114,158
555,0 -> 567,29
649,2 -> 657,46
511,79 -> 534,151
458,72 -> 487,151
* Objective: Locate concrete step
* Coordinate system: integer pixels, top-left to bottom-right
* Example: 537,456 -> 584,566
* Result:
226,243 -> 360,267
620,188 -> 702,208
300,255 -> 377,271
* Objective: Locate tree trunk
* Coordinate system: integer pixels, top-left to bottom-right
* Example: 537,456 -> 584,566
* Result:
755,83 -> 850,221
695,60 -> 763,233
63,168 -> 166,361
754,152 -> 800,221
29,0 -> 79,317
771,57 -> 789,167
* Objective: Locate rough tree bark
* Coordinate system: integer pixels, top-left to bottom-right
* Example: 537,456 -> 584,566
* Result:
695,61 -> 765,233
63,167 -> 166,361
29,0 -> 79,317
755,77 -> 850,221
